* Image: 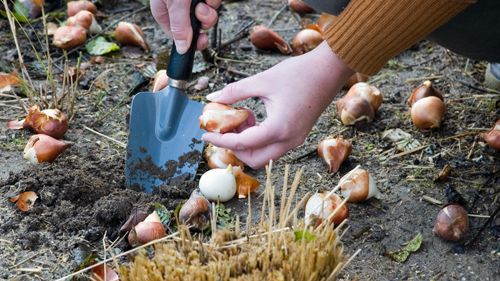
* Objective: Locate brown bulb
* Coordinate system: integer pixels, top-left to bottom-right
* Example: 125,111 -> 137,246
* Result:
292,29 -> 323,55
128,211 -> 166,246
344,82 -> 383,111
53,25 -> 87,49
339,168 -> 381,202
288,0 -> 314,14
23,134 -> 71,164
408,80 -> 443,106
179,196 -> 211,231
433,204 -> 469,241
66,10 -> 101,34
199,102 -> 250,133
67,0 -> 97,17
344,73 -> 369,89
152,70 -> 168,91
233,166 -> 260,198
250,25 -> 291,55
7,105 -> 69,139
482,120 -> 500,150
305,192 -> 349,227
204,144 -> 244,170
317,13 -> 336,34
336,97 -> 375,125
317,136 -> 352,173
114,22 -> 149,51
411,96 -> 446,129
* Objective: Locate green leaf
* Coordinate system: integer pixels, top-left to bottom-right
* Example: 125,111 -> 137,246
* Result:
85,37 -> 120,55
215,203 -> 234,229
153,203 -> 171,227
385,233 -> 423,263
294,229 -> 317,242
13,0 -> 30,23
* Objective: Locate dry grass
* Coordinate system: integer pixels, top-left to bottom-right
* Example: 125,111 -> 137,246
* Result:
118,163 -> 350,281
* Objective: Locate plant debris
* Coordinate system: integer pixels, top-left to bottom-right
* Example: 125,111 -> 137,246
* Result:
385,233 -> 423,263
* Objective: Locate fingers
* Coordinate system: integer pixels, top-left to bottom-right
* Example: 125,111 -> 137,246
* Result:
195,2 -> 218,30
233,142 -> 291,169
167,0 -> 192,54
150,0 -> 172,37
234,109 -> 256,133
202,122 -> 275,151
205,0 -> 221,9
207,77 -> 262,104
197,33 -> 209,50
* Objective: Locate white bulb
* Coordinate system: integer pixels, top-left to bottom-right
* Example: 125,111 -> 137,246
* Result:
199,167 -> 236,202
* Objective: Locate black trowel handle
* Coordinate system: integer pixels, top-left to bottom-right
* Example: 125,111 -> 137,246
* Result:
167,0 -> 203,81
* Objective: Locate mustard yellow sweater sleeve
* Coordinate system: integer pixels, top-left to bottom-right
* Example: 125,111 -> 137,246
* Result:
323,0 -> 476,75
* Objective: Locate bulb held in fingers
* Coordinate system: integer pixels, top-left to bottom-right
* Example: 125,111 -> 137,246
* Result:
305,192 -> 349,227
66,10 -> 102,34
179,196 -> 211,231
410,96 -> 445,129
433,203 -> 469,241
114,22 -> 150,51
199,102 -> 250,133
250,25 -> 291,55
317,136 -> 352,173
23,134 -> 71,164
67,0 -> 97,16
53,25 -> 87,49
204,144 -> 244,170
339,168 -> 381,202
482,120 -> 500,150
292,29 -> 323,55
232,166 -> 260,198
407,80 -> 443,106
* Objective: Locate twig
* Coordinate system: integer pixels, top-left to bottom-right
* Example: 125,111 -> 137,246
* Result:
54,231 -> 180,281
439,131 -> 480,141
454,79 -> 500,95
464,204 -> 500,248
405,75 -> 444,83
0,238 -> 13,244
421,195 -> 443,206
267,4 -> 288,27
219,20 -> 255,50
9,251 -> 45,269
82,125 -> 126,148
467,214 -> 490,218
388,145 -> 428,159
14,267 -> 43,273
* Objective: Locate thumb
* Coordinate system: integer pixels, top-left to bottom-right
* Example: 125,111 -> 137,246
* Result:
167,0 -> 192,54
206,77 -> 259,104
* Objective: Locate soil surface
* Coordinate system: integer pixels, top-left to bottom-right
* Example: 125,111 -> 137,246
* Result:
1,0 -> 499,280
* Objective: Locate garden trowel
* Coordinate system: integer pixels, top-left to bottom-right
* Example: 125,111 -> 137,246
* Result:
125,0 -> 205,192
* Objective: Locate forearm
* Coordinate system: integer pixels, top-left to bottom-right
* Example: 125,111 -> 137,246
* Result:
324,0 -> 476,75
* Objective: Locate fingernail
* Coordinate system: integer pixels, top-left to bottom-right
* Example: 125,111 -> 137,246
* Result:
206,91 -> 221,101
175,40 -> 189,54
198,3 -> 210,16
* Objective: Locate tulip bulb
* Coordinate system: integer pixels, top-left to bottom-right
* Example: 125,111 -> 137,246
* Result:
433,204 -> 469,241
91,264 -> 120,281
410,96 -> 445,129
345,73 -> 369,89
204,144 -> 244,170
120,210 -> 149,234
66,10 -> 102,34
407,80 -> 443,106
336,97 -> 375,125
9,191 -> 38,212
114,22 -> 149,51
317,136 -> 352,173
152,69 -> 168,91
67,0 -> 97,16
250,25 -> 291,55
339,168 -> 381,202
482,120 -> 500,150
199,102 -> 250,133
128,211 -> 166,246
7,105 -> 69,139
345,82 -> 383,111
179,196 -> 211,231
232,166 -> 260,198
288,0 -> 314,14
24,134 -> 71,164
53,25 -> 87,49
317,13 -> 336,34
199,166 -> 237,202
292,29 -> 323,55
305,192 -> 349,227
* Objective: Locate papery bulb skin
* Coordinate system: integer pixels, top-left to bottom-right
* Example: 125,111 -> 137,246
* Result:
482,120 -> 500,150
411,96 -> 446,129
204,144 -> 244,170
250,25 -> 291,55
317,136 -> 352,173
305,192 -> 349,227
317,13 -> 336,34
408,80 -> 443,106
8,105 -> 69,138
433,204 -> 469,242
53,25 -> 87,49
23,134 -> 71,164
199,102 -> 250,133
114,22 -> 150,51
232,166 -> 260,199
339,168 -> 381,202
66,10 -> 102,34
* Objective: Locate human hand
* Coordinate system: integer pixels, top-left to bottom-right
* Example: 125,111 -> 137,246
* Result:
202,42 -> 354,169
151,0 -> 220,54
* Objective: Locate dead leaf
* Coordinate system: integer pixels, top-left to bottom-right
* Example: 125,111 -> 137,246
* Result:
46,22 -> 58,36
385,233 -> 423,263
434,164 -> 452,182
9,191 -> 38,212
